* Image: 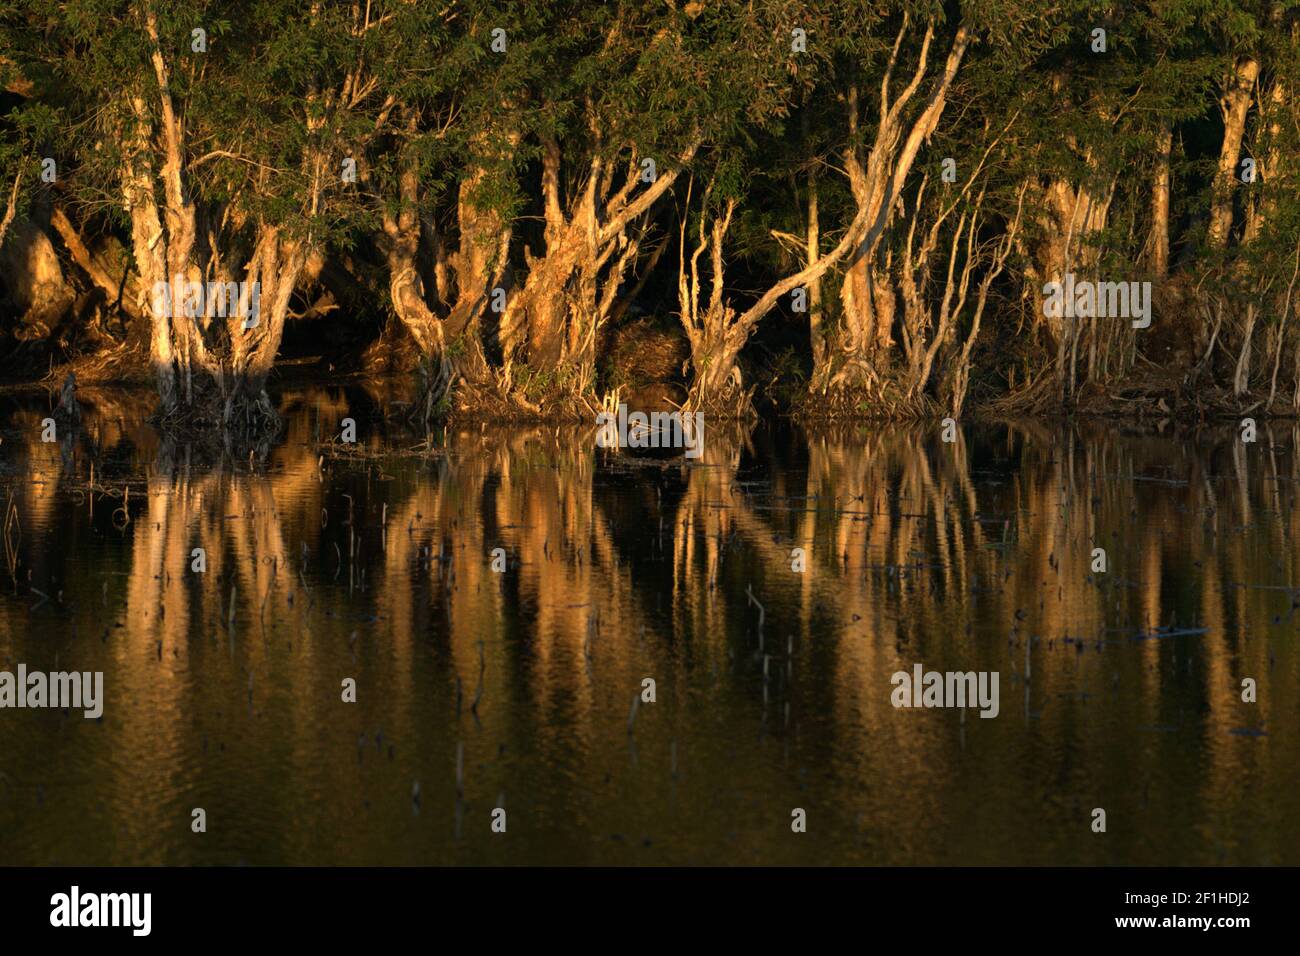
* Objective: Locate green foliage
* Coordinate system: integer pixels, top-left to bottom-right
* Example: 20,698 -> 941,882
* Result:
2,0 -> 1300,406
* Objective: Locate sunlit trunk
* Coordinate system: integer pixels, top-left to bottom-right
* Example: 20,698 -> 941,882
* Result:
502,132 -> 698,402
1207,56 -> 1259,250
679,171 -> 877,412
805,165 -> 824,369
817,19 -> 971,391
0,218 -> 74,341
1150,122 -> 1172,279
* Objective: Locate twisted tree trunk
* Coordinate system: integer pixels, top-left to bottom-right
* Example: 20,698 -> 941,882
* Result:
502,130 -> 699,399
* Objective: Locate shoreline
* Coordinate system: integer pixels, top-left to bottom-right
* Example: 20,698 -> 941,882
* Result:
0,372 -> 1290,433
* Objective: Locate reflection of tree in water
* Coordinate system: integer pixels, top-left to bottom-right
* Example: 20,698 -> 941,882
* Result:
669,423 -> 759,662
794,422 -> 1299,860
2,389 -> 1298,863
374,426 -> 672,786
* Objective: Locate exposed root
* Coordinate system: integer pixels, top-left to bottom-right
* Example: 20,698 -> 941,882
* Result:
40,338 -> 151,387
684,365 -> 757,421
985,364 -> 1061,416
408,353 -> 455,427
360,318 -> 423,375
794,375 -> 940,422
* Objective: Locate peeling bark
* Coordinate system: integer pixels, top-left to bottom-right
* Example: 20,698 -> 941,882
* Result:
503,129 -> 700,396
805,164 -> 824,369
1031,172 -> 1113,348
376,112 -> 516,415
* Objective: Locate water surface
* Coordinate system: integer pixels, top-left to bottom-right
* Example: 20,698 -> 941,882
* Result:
0,387 -> 1296,864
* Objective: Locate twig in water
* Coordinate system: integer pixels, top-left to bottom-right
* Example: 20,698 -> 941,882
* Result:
746,584 -> 766,650
455,741 -> 464,797
627,692 -> 640,734
471,641 -> 485,714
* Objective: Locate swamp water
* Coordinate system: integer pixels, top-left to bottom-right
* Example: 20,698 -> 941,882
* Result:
0,386 -> 1296,864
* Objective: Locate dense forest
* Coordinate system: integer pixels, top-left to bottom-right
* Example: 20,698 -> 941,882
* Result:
0,1 -> 1297,431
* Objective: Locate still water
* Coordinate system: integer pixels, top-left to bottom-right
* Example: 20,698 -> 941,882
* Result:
0,386 -> 1296,865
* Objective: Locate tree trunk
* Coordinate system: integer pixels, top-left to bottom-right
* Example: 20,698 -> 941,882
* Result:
231,227 -> 305,396
122,92 -> 179,412
0,218 -> 75,341
1150,122 -> 1172,278
1032,174 -> 1111,348
1244,74 -> 1285,244
446,140 -> 516,363
1208,56 -> 1259,250
819,19 -> 971,390
383,134 -> 444,359
505,132 -> 699,393
805,165 -> 824,369
679,162 -> 881,411
49,205 -> 145,323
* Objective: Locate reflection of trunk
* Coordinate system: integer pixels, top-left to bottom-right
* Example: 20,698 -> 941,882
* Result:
1150,123 -> 1172,278
819,18 -> 971,389
672,425 -> 758,616
1208,56 -> 1259,250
